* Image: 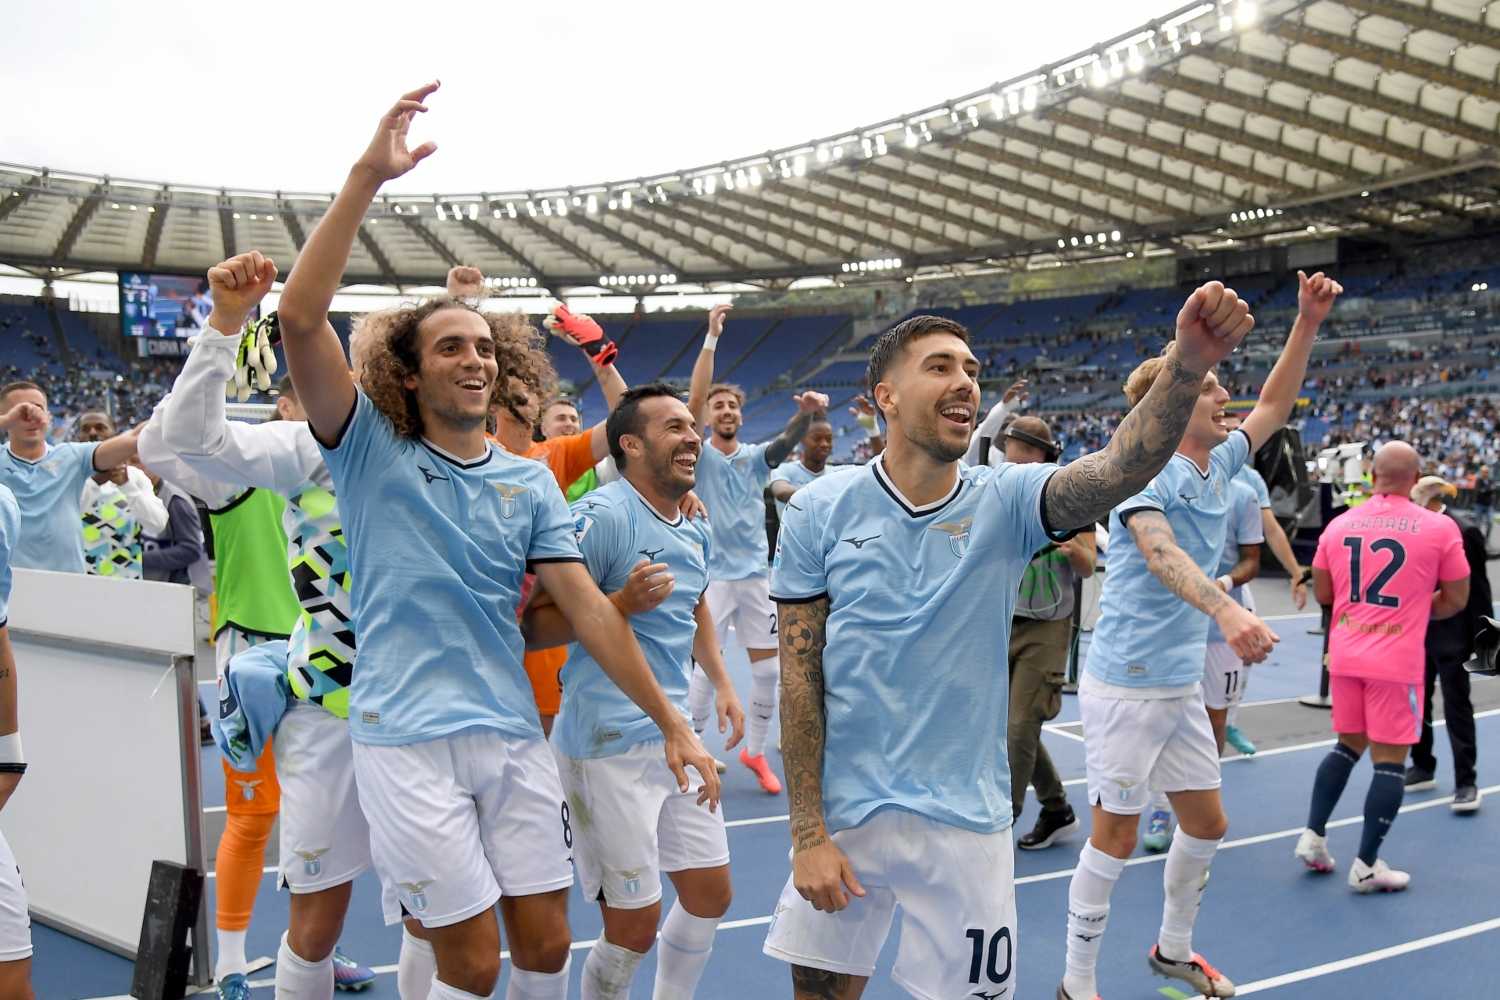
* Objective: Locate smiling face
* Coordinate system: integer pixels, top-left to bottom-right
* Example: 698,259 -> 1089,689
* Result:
707,389 -> 742,441
78,411 -> 115,442
403,307 -> 499,434
620,394 -> 701,499
874,331 -> 979,464
541,400 -> 581,439
801,422 -> 834,470
1185,371 -> 1233,449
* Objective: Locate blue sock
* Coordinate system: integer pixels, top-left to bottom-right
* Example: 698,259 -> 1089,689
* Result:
1358,763 -> 1406,865
1307,743 -> 1359,836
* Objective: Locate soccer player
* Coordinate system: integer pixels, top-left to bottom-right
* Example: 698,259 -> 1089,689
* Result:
1295,443 -> 1469,891
1407,475 -> 1489,812
539,397 -> 606,500
1060,270 -> 1341,1000
685,303 -> 829,793
524,384 -> 746,1000
0,382 -> 143,573
765,281 -> 1258,1000
275,83 -> 717,1000
1003,417 -> 1096,852
769,417 -> 834,519
77,410 -> 169,579
0,483 -> 33,1000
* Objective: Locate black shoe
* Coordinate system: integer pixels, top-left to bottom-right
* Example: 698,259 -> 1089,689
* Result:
1019,807 -> 1080,850
1403,765 -> 1436,791
1452,785 -> 1481,813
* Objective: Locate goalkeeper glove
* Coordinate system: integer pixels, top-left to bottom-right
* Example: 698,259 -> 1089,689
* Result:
543,304 -> 618,368
226,313 -> 281,402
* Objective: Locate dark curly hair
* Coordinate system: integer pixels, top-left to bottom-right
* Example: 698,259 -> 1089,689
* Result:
354,296 -> 556,439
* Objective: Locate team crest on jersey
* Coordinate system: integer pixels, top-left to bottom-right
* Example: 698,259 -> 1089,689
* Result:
233,778 -> 263,802
399,880 -> 434,912
296,848 -> 329,877
930,517 -> 973,557
491,482 -> 528,518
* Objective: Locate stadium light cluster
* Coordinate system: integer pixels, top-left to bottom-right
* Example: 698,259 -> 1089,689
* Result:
1473,282 -> 1491,292
1056,230 -> 1124,249
1229,207 -> 1285,223
841,258 -> 903,273
487,277 -> 539,289
598,274 -> 678,288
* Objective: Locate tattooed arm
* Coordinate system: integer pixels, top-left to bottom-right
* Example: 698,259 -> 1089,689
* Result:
1042,281 -> 1257,532
779,597 -> 866,912
1129,510 -> 1278,664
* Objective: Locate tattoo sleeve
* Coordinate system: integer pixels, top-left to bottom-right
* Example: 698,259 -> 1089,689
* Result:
779,597 -> 830,854
1042,350 -> 1205,532
1128,510 -> 1231,617
766,410 -> 815,467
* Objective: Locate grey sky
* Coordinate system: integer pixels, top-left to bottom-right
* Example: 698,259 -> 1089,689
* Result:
8,0 -> 1175,195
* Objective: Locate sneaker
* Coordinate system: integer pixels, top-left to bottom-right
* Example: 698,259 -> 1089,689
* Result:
1348,856 -> 1410,893
216,973 -> 251,1000
1018,807 -> 1080,850
1147,945 -> 1235,997
1224,725 -> 1257,755
1056,983 -> 1102,1000
1452,785 -> 1481,814
1142,809 -> 1173,853
740,748 -> 782,794
1294,828 -> 1335,873
1403,765 -> 1437,791
331,948 -> 376,992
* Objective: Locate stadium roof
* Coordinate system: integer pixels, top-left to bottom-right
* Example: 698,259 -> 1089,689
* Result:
2,0 -> 1498,294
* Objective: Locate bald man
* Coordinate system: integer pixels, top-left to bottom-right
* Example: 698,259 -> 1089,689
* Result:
1297,442 -> 1470,893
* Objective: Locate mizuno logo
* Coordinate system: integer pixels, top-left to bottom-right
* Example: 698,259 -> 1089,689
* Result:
1074,932 -> 1100,942
971,991 -> 1007,1000
1178,492 -> 1196,504
786,502 -> 803,511
841,534 -> 880,549
417,465 -> 449,484
639,548 -> 664,561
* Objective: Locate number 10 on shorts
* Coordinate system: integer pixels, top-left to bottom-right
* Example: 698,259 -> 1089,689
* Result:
965,926 -> 1013,986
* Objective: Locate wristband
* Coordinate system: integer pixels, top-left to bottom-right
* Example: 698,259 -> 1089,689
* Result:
704,333 -> 720,351
0,732 -> 25,774
1299,568 -> 1314,585
1217,574 -> 1234,592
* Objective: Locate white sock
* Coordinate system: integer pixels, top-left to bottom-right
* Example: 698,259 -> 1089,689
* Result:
274,932 -> 334,1000
1159,829 -> 1220,962
746,655 -> 778,757
1226,702 -> 1241,727
1063,841 -> 1127,1000
688,666 -> 714,738
429,979 -> 489,1000
216,928 -> 248,979
581,938 -> 643,1000
507,954 -> 571,1000
653,903 -> 720,999
398,928 -> 436,1000
1148,791 -> 1171,816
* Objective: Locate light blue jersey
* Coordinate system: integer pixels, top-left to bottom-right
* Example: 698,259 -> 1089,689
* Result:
0,442 -> 98,573
769,460 -> 826,519
772,455 -> 1065,835
1205,478 -> 1265,643
1087,429 -> 1251,688
1236,464 -> 1271,509
695,440 -> 773,581
0,484 -> 19,625
319,391 -> 582,745
554,479 -> 712,760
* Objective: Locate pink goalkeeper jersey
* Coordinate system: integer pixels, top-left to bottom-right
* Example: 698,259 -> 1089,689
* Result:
1313,493 -> 1469,683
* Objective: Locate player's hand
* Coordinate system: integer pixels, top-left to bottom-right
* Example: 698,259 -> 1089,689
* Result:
679,490 -> 708,521
793,837 -> 866,912
613,560 -> 674,616
707,303 -> 731,339
848,394 -> 878,433
1290,573 -> 1308,611
1296,270 -> 1344,328
1215,602 -> 1279,665
0,401 -> 46,434
663,721 -> 721,811
207,251 -> 277,333
793,390 -> 830,415
716,688 -> 746,751
354,81 -> 439,183
1002,379 -> 1029,406
1172,281 -> 1255,375
446,265 -> 484,299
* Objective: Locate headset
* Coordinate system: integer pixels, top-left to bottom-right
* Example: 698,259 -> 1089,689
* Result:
1003,425 -> 1062,463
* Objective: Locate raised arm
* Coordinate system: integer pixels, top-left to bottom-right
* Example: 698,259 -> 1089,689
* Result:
781,596 -> 865,912
90,426 -> 144,474
686,304 -> 730,425
119,465 -> 170,537
1239,270 -> 1343,451
964,380 -> 1025,466
765,392 -> 829,468
278,82 -> 439,444
1043,282 -> 1256,532
1129,510 -> 1277,664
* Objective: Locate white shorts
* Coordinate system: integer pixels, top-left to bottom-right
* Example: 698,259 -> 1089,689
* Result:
763,811 -> 1017,1000
0,831 -> 30,962
553,740 -> 729,910
273,703 -> 372,893
707,576 -> 776,652
354,728 -> 573,927
1202,642 -> 1250,711
1080,688 -> 1221,815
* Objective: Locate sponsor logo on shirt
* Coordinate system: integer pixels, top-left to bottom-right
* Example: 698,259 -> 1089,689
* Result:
840,533 -> 881,550
417,464 -> 449,484
361,710 -> 381,725
639,548 -> 664,561
1336,614 -> 1404,637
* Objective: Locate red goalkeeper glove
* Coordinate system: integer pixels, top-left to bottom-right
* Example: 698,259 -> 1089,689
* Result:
544,304 -> 618,367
